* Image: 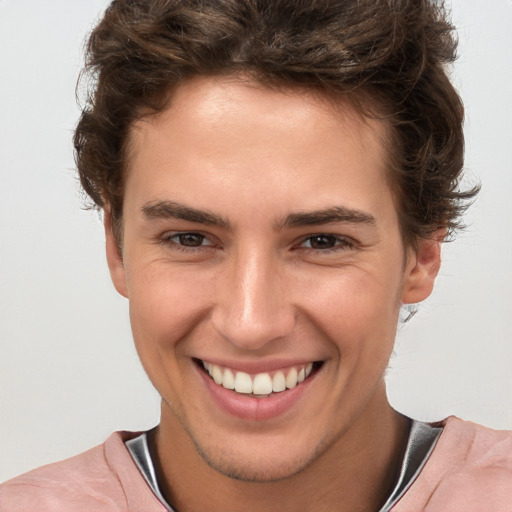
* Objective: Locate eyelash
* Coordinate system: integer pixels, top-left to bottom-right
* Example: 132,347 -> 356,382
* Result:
298,234 -> 355,254
158,232 -> 355,254
158,232 -> 214,252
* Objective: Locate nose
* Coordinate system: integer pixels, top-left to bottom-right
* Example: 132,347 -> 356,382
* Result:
211,246 -> 295,350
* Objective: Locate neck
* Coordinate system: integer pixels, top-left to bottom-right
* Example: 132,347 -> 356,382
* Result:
151,386 -> 409,512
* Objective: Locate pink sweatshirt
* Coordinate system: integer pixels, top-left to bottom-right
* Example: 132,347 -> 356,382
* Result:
1,417 -> 511,511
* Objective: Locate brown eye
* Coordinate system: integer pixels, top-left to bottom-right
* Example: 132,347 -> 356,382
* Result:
175,233 -> 206,247
300,234 -> 353,251
307,235 -> 338,249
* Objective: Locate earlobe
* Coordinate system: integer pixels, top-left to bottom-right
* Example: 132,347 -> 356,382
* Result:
104,210 -> 129,298
401,234 -> 443,305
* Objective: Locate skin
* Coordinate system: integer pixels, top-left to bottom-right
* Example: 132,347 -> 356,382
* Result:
105,76 -> 441,512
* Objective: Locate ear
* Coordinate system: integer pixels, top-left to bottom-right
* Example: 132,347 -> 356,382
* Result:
401,233 -> 443,304
104,210 -> 129,298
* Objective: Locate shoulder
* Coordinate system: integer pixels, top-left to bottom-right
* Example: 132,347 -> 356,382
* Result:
0,431 -> 163,512
433,416 -> 512,478
393,417 -> 512,512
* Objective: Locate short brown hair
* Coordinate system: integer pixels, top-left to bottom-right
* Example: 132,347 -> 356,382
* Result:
74,0 -> 478,245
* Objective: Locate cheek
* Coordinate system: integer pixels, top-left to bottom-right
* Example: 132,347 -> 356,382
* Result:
297,265 -> 403,361
301,266 -> 402,324
125,263 -> 211,350
124,266 -> 215,403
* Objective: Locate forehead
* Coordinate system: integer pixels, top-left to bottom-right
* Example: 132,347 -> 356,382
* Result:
134,76 -> 388,154
125,76 -> 395,225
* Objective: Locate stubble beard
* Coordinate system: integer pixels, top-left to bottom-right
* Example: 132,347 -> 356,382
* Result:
177,410 -> 345,483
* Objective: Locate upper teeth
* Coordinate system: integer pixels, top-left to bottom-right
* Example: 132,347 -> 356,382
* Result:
202,361 -> 313,396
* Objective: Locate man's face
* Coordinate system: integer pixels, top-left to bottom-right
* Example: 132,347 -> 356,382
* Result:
106,76 -> 438,481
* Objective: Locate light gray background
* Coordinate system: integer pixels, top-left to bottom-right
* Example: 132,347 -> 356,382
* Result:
1,0 -> 511,483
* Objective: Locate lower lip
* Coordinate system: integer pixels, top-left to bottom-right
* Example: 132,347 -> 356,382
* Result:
197,365 -> 314,421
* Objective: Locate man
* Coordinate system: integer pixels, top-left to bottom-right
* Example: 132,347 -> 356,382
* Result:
2,0 -> 511,510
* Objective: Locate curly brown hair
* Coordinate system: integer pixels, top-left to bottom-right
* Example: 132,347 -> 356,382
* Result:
74,0 -> 478,246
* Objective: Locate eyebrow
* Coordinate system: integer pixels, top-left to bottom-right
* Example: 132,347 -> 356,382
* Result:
278,207 -> 376,229
141,200 -> 376,230
142,200 -> 231,229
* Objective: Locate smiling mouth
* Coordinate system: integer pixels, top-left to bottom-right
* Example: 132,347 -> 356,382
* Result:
197,359 -> 322,397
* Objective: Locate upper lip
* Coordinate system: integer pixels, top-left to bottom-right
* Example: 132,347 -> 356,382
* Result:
194,357 -> 321,375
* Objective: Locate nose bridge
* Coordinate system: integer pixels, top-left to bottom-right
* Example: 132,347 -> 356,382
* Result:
212,243 -> 294,349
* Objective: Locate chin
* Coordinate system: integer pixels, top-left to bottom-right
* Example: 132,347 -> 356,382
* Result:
188,426 -> 337,483
199,450 -> 312,483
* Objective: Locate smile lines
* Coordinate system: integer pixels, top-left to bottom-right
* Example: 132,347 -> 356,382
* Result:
201,361 -> 314,397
